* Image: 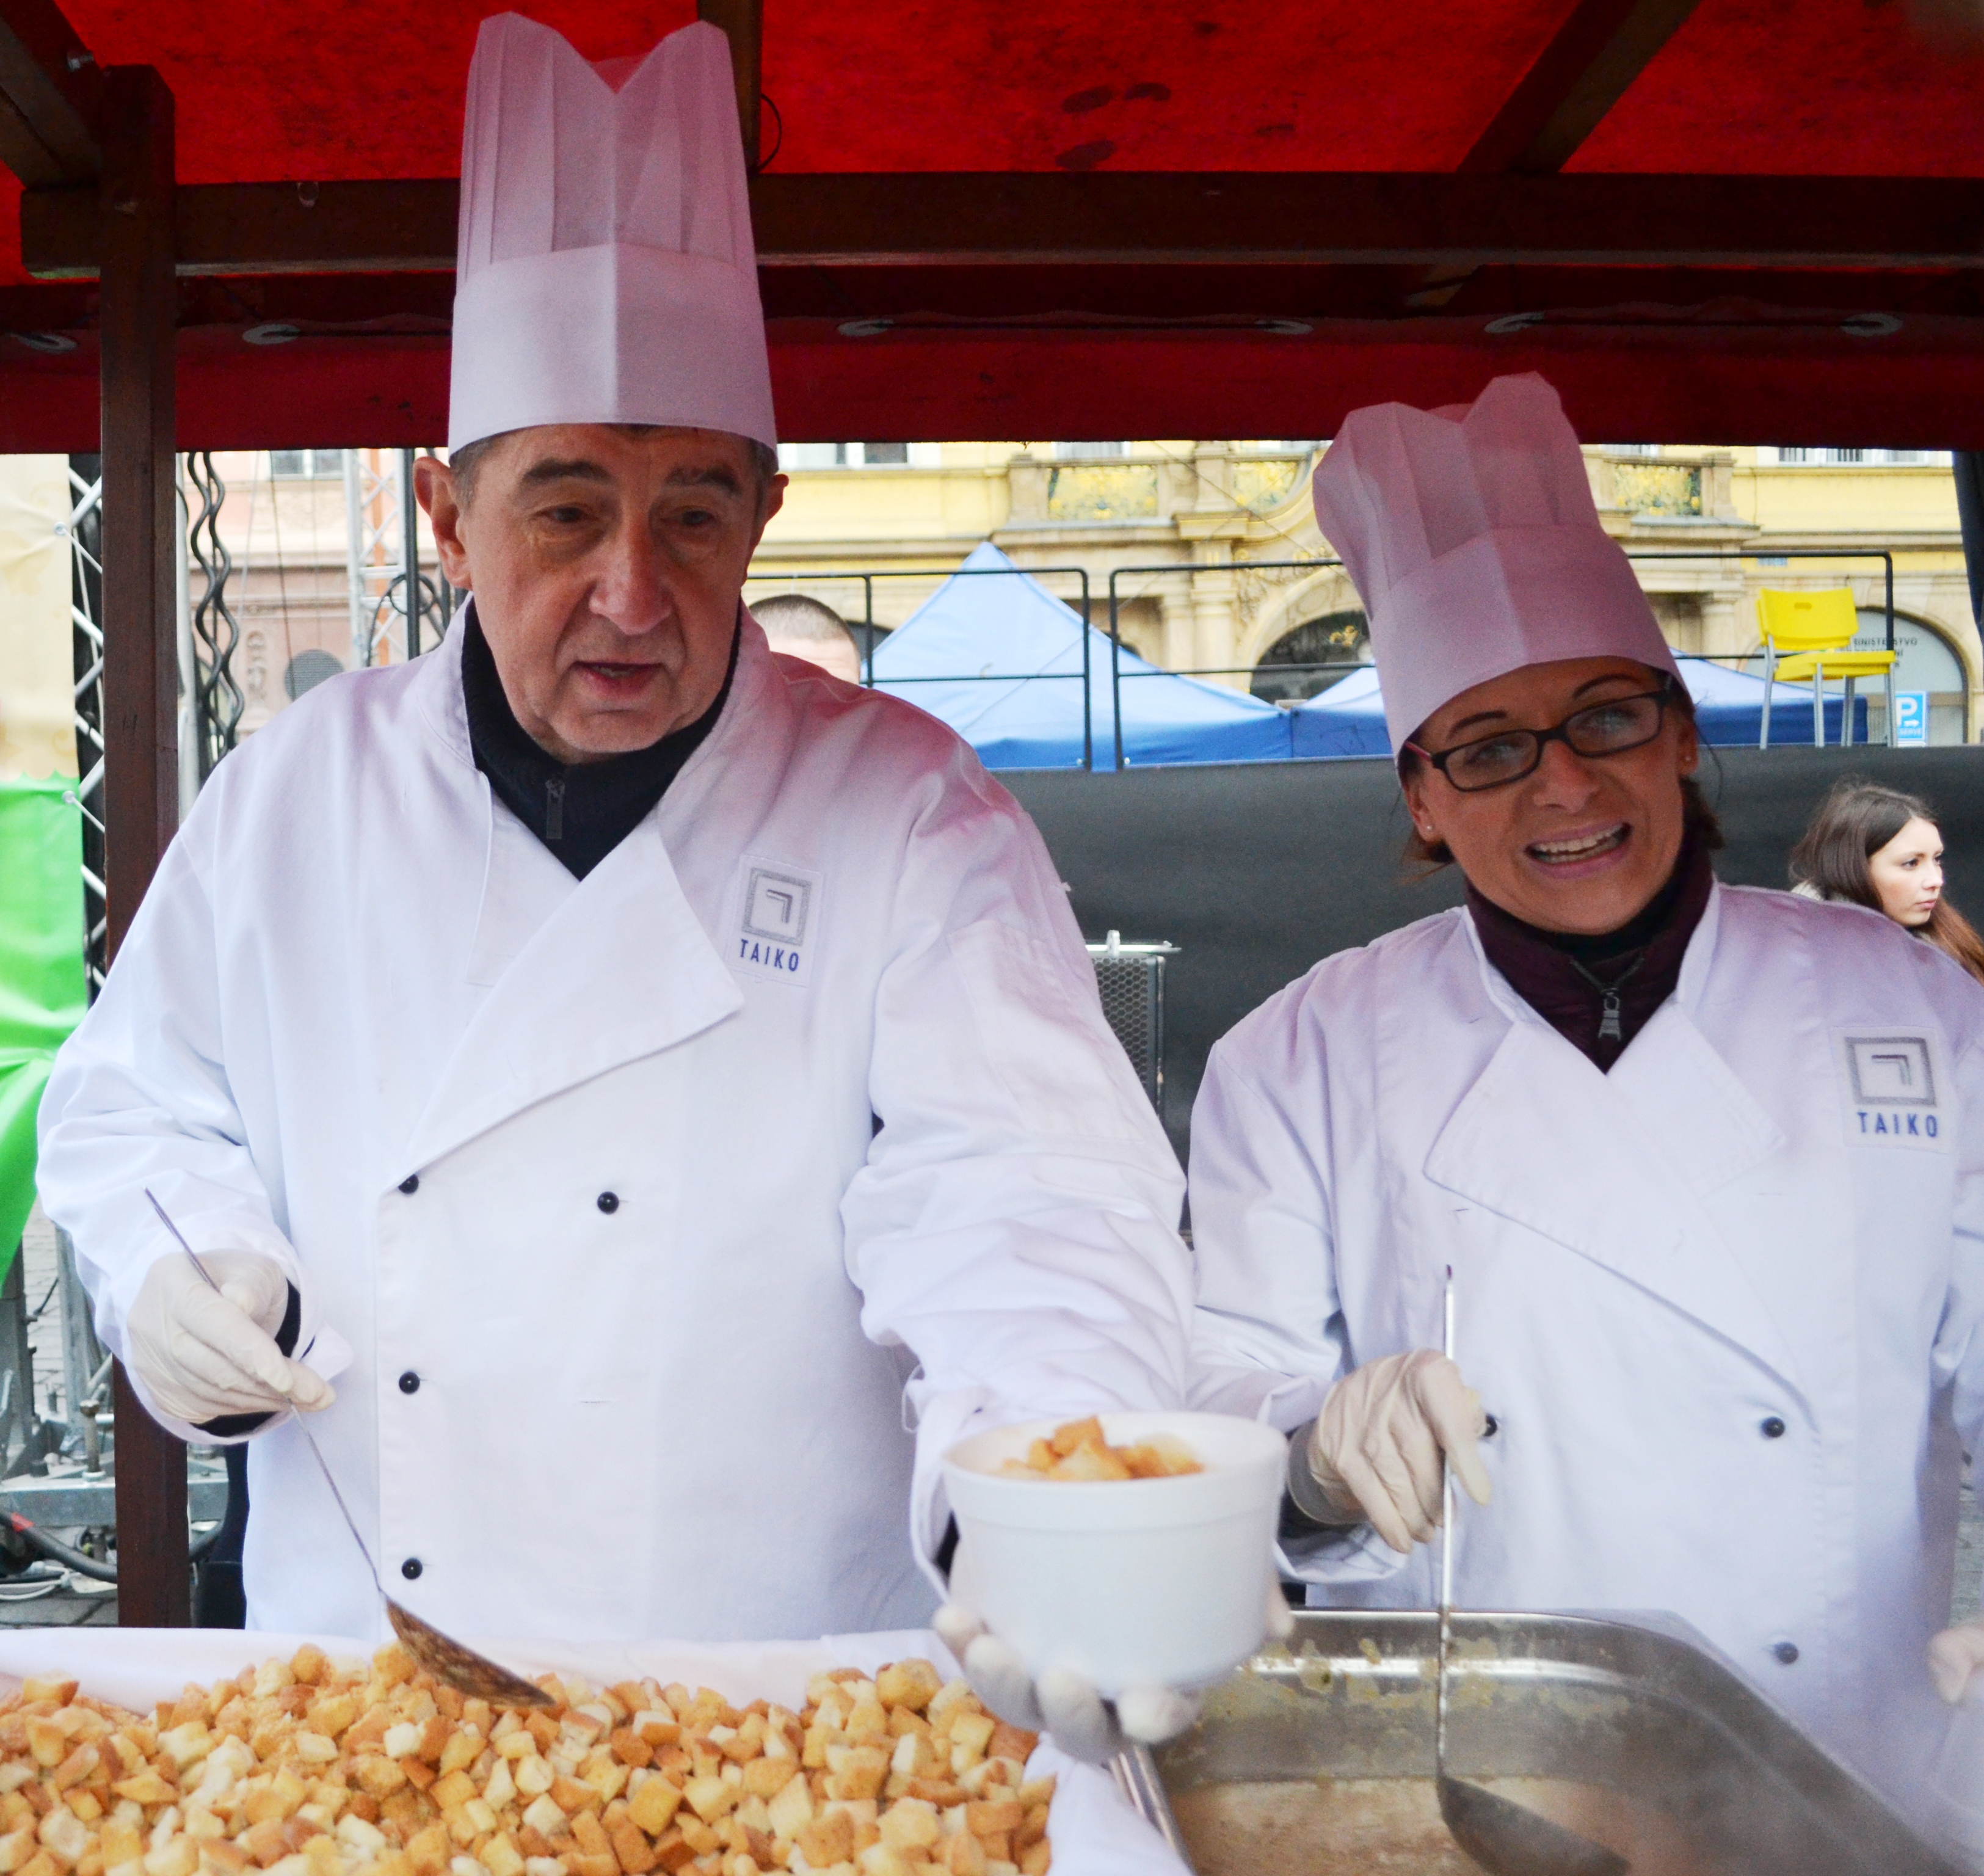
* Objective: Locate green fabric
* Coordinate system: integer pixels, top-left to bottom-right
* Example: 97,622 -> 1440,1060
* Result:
0,778 -> 85,1279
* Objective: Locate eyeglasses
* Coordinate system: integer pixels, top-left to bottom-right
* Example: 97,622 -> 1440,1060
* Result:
1406,680 -> 1676,793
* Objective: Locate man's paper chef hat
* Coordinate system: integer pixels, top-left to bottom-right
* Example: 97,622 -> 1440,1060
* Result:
1310,373 -> 1677,753
448,13 -> 776,454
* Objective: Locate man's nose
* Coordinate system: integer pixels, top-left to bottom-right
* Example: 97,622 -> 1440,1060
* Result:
592,525 -> 671,631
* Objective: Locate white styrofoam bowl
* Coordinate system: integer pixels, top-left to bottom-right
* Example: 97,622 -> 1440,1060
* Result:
942,1409 -> 1287,1697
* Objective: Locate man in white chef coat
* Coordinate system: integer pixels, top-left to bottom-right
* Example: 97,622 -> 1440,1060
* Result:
36,14 -> 1190,1648
1186,373 -> 1984,1822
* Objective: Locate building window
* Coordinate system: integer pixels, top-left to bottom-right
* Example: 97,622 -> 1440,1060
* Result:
777,443 -> 916,470
1251,609 -> 1370,705
1854,609 -> 1969,745
1775,446 -> 1949,465
269,449 -> 344,478
1606,444 -> 1661,457
1055,442 -> 1128,459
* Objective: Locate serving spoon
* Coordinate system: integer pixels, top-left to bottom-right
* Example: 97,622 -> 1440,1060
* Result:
145,1190 -> 553,1707
1436,1267 -> 1627,1876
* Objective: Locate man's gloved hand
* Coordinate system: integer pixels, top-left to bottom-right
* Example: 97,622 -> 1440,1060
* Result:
1305,1350 -> 1491,1555
1930,1620 -> 1984,1705
126,1251 -> 333,1426
934,1570 -> 1295,1765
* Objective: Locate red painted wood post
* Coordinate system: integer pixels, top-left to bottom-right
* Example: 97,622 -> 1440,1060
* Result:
98,62 -> 190,1628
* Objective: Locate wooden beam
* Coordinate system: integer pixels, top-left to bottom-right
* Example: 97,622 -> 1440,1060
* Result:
696,0 -> 761,172
0,0 -> 102,186
96,62 -> 187,1629
22,170 -> 1984,280
1406,0 -> 1699,307
1459,0 -> 1704,174
744,172 -> 1984,269
24,176 -> 462,277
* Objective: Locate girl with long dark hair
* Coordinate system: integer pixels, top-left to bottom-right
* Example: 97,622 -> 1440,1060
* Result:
1789,778 -> 1984,985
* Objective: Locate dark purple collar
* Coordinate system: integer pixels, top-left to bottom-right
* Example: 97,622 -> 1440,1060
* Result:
1466,838 -> 1715,1071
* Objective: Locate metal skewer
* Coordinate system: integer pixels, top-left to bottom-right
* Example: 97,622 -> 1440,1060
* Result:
1437,1267 -> 1457,1781
143,1190 -> 551,1706
1433,1265 -> 1627,1876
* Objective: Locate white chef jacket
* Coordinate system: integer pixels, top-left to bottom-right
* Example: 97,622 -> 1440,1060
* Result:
38,617 -> 1191,1643
1188,881 -> 1984,1814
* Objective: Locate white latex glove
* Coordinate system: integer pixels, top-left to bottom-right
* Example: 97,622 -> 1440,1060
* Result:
1931,1620 -> 1984,1705
126,1250 -> 333,1425
934,1564 -> 1296,1765
1305,1349 -> 1491,1555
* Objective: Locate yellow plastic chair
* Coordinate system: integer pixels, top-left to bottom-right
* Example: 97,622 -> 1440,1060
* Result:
1756,588 -> 1897,749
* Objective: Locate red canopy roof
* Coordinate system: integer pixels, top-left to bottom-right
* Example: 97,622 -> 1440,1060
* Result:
18,0 -> 1984,189
5,0 -> 1984,448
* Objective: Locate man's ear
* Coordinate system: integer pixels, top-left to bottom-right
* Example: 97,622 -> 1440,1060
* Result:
414,456 -> 474,592
746,472 -> 788,558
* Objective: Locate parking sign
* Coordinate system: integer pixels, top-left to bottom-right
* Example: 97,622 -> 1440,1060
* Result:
1893,691 -> 1928,747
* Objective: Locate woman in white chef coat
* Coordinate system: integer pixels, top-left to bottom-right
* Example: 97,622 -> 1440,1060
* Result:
1186,373 -> 1984,1819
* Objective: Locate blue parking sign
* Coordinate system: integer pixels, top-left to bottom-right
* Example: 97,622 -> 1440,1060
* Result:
1894,690 -> 1928,746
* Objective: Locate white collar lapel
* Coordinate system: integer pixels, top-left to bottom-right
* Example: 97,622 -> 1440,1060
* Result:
1433,881 -> 1802,1395
399,614 -> 745,1174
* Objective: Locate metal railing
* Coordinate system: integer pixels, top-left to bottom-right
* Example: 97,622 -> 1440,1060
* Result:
749,544 -> 1919,771
64,460 -> 107,995
743,565 -> 1097,768
1627,548 -> 1897,748
183,453 -> 245,785
1106,559 -> 1341,768
1106,548 -> 1904,761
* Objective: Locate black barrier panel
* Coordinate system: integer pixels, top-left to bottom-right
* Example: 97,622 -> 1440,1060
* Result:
1006,745 -> 1984,1169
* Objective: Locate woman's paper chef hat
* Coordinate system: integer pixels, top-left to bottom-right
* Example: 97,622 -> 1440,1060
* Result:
1310,374 -> 1677,751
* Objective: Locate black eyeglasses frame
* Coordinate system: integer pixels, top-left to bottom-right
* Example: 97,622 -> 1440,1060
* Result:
1404,677 -> 1678,794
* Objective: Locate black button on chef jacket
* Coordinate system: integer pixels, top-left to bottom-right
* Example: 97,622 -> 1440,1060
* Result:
460,601 -> 738,879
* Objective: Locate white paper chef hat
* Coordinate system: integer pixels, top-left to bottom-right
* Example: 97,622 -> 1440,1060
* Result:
1310,373 -> 1676,752
448,12 -> 776,454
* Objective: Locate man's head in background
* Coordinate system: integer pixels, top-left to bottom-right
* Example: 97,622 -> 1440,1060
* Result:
752,594 -> 863,685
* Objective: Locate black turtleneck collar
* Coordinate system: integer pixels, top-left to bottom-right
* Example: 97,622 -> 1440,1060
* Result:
1467,830 -> 1715,1072
460,601 -> 738,880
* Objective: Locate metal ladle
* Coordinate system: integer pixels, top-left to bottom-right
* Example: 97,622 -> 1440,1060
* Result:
1436,1267 -> 1627,1876
144,1190 -> 552,1707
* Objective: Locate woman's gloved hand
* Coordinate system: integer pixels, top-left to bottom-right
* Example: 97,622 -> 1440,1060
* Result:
934,1565 -> 1295,1765
1304,1350 -> 1491,1554
1930,1619 -> 1984,1704
127,1251 -> 333,1425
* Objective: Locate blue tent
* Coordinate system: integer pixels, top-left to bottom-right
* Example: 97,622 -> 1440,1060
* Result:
1289,667 -> 1392,759
872,543 -> 1293,768
1290,656 -> 1869,760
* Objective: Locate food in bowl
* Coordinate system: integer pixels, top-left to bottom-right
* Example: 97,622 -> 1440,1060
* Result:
0,1646 -> 1055,1876
943,1411 -> 1287,1696
996,1416 -> 1204,1483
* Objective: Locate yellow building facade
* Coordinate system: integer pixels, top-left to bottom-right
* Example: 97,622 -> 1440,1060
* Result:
43,442 -> 1961,747
751,442 -> 1975,743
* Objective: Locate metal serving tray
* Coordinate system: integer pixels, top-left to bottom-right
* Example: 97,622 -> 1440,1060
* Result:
1114,1610 -> 1961,1875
